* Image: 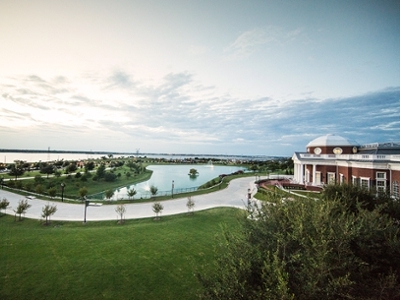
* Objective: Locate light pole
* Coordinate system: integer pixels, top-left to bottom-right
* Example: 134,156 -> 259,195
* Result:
171,180 -> 174,198
83,196 -> 89,224
60,183 -> 65,202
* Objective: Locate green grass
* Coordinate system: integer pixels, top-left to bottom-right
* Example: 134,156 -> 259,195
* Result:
0,208 -> 243,300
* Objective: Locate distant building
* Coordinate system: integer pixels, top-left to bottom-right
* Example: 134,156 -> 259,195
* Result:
292,134 -> 400,197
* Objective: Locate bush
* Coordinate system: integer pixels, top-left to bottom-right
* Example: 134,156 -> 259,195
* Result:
104,172 -> 117,182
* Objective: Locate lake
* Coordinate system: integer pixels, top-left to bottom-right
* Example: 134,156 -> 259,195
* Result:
92,164 -> 247,200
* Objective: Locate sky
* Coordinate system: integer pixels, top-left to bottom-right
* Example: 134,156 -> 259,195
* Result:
0,0 -> 399,156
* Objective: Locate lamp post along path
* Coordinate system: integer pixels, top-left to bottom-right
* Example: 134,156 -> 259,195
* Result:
60,183 -> 65,202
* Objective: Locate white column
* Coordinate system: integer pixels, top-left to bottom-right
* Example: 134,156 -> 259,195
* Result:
312,164 -> 316,185
300,163 -> 304,184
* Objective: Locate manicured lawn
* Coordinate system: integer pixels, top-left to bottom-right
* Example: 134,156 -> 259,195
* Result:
0,208 -> 243,300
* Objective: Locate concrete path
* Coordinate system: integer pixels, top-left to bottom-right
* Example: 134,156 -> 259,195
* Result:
0,177 -> 260,221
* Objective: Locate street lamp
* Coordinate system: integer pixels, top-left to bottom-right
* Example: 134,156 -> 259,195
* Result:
83,196 -> 89,224
171,180 -> 174,198
60,183 -> 66,202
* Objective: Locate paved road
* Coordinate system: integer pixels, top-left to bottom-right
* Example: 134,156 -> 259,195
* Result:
0,177 -> 260,221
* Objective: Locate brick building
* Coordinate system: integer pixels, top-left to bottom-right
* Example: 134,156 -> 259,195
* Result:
292,134 -> 400,197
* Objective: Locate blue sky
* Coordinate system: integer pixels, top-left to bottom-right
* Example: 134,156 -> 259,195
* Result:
0,0 -> 399,156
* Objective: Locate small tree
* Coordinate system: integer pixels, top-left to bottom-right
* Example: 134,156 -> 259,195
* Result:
14,199 -> 31,221
127,188 -> 137,200
41,203 -> 57,225
15,180 -> 23,189
79,186 -> 88,198
189,168 -> 199,177
115,204 -> 126,224
150,185 -> 158,200
48,187 -> 57,198
35,184 -> 44,194
34,174 -> 44,184
0,198 -> 10,216
186,196 -> 195,215
152,202 -> 164,220
105,189 -> 114,201
25,181 -> 34,192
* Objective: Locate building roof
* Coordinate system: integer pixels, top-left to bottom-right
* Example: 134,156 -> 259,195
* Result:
306,134 -> 355,147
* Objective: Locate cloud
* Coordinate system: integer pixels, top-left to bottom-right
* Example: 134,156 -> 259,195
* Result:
224,26 -> 305,59
224,28 -> 270,59
1,72 -> 399,155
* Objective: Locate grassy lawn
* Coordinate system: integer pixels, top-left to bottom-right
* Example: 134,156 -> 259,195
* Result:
0,208 -> 243,300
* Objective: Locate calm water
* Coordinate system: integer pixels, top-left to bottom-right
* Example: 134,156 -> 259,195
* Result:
94,164 -> 246,200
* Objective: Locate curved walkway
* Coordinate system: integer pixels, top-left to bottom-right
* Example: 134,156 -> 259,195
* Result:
0,177 -> 260,221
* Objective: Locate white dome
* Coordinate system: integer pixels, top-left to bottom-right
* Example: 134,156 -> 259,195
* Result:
306,134 -> 354,147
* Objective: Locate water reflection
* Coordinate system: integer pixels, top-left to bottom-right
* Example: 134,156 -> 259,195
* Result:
92,164 -> 245,200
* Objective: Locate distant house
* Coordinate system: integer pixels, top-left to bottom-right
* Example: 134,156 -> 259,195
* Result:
292,134 -> 400,197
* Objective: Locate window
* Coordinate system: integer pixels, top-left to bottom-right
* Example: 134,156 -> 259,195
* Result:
393,181 -> 399,198
376,180 -> 386,193
361,177 -> 370,189
376,172 -> 386,179
327,172 -> 335,184
352,176 -> 359,186
339,174 -> 344,184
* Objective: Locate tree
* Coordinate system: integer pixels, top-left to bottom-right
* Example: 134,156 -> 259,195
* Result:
14,199 -> 31,221
84,161 -> 95,172
0,198 -> 10,216
48,187 -> 57,198
150,185 -> 158,199
67,162 -> 78,173
105,189 -> 114,201
198,185 -> 400,299
79,186 -> 88,198
9,164 -> 25,180
127,188 -> 137,200
35,184 -> 44,194
189,168 -> 199,177
96,163 -> 106,179
186,196 -> 195,215
15,180 -> 23,189
25,181 -> 34,192
104,172 -> 117,182
152,202 -> 164,220
115,204 -> 126,224
41,203 -> 57,225
34,174 -> 44,184
40,163 -> 55,178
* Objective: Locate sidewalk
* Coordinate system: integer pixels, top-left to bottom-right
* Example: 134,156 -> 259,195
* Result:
0,177 -> 260,221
